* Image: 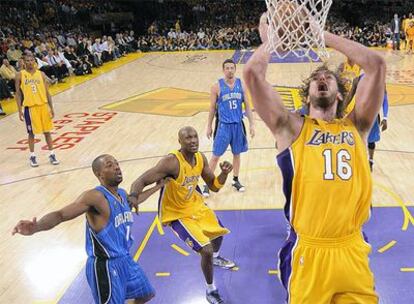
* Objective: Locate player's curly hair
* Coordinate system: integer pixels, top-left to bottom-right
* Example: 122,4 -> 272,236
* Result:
299,64 -> 348,118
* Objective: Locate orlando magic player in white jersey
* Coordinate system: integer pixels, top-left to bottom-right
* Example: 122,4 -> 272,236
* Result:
12,154 -> 164,303
204,59 -> 255,196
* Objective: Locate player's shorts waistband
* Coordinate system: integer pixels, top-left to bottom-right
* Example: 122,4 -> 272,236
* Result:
297,231 -> 365,248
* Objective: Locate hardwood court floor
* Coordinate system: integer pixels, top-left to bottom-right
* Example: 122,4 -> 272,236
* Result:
0,49 -> 413,303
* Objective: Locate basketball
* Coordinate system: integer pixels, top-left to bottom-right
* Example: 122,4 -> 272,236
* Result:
267,0 -> 309,44
265,0 -> 330,58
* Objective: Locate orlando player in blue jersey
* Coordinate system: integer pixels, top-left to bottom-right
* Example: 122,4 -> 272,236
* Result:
203,59 -> 255,197
12,154 -> 163,304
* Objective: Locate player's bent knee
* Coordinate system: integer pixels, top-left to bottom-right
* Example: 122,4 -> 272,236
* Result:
199,244 -> 213,258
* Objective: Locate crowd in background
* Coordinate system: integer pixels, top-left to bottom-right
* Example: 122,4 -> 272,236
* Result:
0,0 -> 413,101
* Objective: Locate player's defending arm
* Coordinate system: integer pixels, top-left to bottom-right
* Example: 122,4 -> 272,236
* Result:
201,153 -> 233,192
133,178 -> 169,206
243,14 -> 302,151
129,155 -> 178,208
324,32 -> 386,136
12,190 -> 104,236
206,83 -> 218,139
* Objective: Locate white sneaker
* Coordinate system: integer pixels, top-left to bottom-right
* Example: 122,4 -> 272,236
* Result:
49,154 -> 60,165
30,156 -> 39,167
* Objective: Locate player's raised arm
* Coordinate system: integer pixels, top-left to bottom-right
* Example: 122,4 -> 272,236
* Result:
243,14 -> 302,150
12,189 -> 104,236
324,32 -> 386,135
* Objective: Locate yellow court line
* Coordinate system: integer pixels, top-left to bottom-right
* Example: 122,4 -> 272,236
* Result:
155,216 -> 165,235
377,240 -> 397,253
374,182 -> 414,231
133,215 -> 160,261
268,270 -> 279,275
231,267 -> 239,271
171,244 -> 190,256
155,272 -> 171,277
400,268 -> 414,272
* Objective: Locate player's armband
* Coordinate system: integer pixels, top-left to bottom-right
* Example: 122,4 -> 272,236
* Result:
213,177 -> 224,189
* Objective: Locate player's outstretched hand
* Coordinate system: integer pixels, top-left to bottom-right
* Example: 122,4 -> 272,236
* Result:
259,13 -> 269,44
219,161 -> 233,174
12,217 -> 38,236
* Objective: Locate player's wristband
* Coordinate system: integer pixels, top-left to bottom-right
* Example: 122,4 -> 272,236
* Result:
213,177 -> 224,189
129,192 -> 139,199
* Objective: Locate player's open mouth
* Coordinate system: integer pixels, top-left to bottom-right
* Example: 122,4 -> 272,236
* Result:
318,83 -> 328,92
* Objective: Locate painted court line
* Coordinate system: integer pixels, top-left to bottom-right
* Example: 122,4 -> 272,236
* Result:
400,268 -> 414,272
377,240 -> 397,253
171,244 -> 190,256
268,270 -> 279,275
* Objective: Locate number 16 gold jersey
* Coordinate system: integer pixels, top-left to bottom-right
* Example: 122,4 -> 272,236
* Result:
277,116 -> 372,238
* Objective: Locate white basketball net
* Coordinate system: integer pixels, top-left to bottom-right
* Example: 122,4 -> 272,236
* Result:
265,0 -> 332,60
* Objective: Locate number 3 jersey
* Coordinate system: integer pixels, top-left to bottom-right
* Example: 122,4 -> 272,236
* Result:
158,150 -> 206,224
277,116 -> 372,238
20,69 -> 48,107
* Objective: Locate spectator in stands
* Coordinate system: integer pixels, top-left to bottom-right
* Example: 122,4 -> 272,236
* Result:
0,58 -> 17,92
63,46 -> 82,71
46,49 -> 69,80
107,36 -> 121,59
6,44 -> 22,66
391,13 -> 401,50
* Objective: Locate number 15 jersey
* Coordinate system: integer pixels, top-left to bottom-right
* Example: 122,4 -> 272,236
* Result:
158,150 -> 205,224
277,116 -> 372,238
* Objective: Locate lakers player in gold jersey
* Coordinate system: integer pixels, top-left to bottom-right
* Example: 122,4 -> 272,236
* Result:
244,14 -> 386,304
15,53 -> 59,167
129,126 -> 235,304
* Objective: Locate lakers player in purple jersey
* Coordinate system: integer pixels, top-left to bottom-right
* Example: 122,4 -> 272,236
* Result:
12,154 -> 163,304
203,59 -> 255,197
244,14 -> 386,303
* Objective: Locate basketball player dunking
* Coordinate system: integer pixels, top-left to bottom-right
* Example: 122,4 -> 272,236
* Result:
244,13 -> 385,303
